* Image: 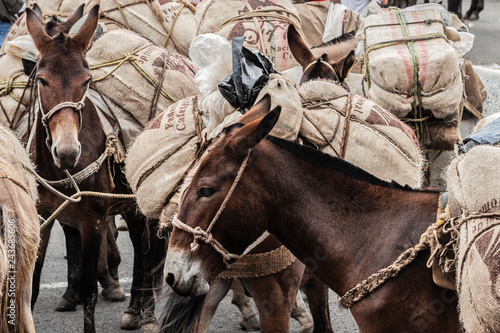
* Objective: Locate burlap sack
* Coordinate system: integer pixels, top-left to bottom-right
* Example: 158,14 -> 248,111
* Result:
447,145 -> 500,333
0,125 -> 37,201
91,0 -> 197,56
362,9 -> 462,119
0,54 -> 32,142
86,29 -> 199,144
37,0 -> 82,17
125,96 -> 203,218
196,0 -> 302,72
299,80 -> 423,188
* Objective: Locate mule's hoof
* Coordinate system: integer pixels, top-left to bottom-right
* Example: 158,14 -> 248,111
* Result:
121,312 -> 141,330
141,322 -> 159,333
101,286 -> 126,302
299,322 -> 314,333
55,297 -> 77,312
117,217 -> 128,231
238,313 -> 260,331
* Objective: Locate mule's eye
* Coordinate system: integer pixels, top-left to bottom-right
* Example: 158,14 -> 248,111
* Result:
38,78 -> 48,87
198,188 -> 216,199
83,78 -> 91,87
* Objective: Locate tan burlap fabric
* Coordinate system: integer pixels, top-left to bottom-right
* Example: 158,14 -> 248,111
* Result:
447,145 -> 500,333
0,54 -> 32,142
360,9 -> 463,120
0,125 -> 37,201
299,80 -> 423,188
86,29 -> 199,145
88,0 -> 197,56
195,0 -> 303,71
463,60 -> 487,118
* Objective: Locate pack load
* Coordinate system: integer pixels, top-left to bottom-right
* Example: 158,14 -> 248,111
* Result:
126,72 -> 303,219
357,5 -> 465,150
298,79 -> 423,189
446,144 -> 500,333
86,29 -> 199,147
195,0 -> 303,72
89,0 -> 197,56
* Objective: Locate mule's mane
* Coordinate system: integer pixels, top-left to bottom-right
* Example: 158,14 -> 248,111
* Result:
267,136 -> 414,191
311,30 -> 357,49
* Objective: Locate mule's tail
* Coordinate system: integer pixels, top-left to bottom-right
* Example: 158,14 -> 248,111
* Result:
0,180 -> 40,333
159,286 -> 207,333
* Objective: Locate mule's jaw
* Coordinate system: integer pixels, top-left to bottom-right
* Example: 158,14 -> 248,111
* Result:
164,249 -> 210,297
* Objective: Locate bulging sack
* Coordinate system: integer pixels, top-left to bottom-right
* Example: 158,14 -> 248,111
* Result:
447,145 -> 500,333
299,80 -> 423,188
125,96 -> 203,219
196,0 -> 302,71
86,29 -> 199,146
91,0 -> 197,56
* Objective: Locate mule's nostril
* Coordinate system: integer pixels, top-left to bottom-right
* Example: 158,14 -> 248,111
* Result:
166,273 -> 175,286
54,147 -> 59,159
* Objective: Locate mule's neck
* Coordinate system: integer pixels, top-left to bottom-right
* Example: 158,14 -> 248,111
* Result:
253,138 -> 440,295
30,99 -> 106,181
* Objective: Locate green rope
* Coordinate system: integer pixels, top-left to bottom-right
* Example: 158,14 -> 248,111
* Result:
90,43 -> 178,103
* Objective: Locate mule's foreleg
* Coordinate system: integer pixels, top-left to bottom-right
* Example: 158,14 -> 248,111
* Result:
31,218 -> 54,310
302,273 -> 333,333
80,217 -> 102,333
98,217 -> 125,302
194,278 -> 233,332
230,279 -> 260,331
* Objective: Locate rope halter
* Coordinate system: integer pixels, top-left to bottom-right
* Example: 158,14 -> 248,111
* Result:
171,150 -> 270,267
37,81 -> 90,148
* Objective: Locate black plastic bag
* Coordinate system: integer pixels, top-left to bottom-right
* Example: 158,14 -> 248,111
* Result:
459,116 -> 500,154
218,37 -> 277,114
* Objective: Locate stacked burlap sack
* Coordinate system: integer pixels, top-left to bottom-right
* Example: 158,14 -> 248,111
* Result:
446,145 -> 500,332
299,80 -> 423,189
86,29 -> 199,146
357,6 -> 464,150
195,0 -> 303,72
125,73 -> 303,219
90,0 -> 197,56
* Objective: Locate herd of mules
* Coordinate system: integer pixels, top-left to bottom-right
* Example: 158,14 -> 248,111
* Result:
0,0 -> 499,332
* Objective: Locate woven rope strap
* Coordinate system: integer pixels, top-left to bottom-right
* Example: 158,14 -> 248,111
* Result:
338,223 -> 436,308
0,160 -> 30,195
217,245 -> 296,279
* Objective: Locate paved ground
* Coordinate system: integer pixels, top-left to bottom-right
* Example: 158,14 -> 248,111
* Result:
31,1 -> 499,332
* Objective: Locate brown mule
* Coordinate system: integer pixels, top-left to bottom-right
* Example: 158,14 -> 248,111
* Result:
165,102 -> 461,332
26,6 -> 165,332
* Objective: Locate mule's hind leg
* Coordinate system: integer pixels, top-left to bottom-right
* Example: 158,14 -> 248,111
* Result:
302,272 -> 333,333
291,290 -> 314,333
55,224 -> 82,312
243,259 -> 304,333
31,217 -> 54,309
231,279 -> 260,330
99,216 -> 125,302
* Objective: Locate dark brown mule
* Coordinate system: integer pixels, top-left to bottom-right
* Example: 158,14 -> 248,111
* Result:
25,4 -> 125,314
160,98 -> 333,333
26,6 -> 165,332
288,25 -> 356,85
164,103 -> 460,332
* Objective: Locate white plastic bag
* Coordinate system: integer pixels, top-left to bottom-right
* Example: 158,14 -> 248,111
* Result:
451,32 -> 475,57
322,3 -> 347,43
4,35 -> 38,62
189,33 -> 235,137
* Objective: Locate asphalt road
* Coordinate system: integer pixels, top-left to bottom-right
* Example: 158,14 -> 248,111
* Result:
31,1 -> 498,332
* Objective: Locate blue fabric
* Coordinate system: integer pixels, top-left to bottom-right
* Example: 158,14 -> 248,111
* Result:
0,21 -> 12,46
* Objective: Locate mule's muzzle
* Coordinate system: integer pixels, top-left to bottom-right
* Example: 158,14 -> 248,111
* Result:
164,250 -> 209,297
52,142 -> 81,170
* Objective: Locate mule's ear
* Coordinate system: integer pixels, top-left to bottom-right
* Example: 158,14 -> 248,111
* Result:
72,5 -> 99,52
287,24 -> 314,69
32,3 -> 43,20
26,8 -> 51,52
62,4 -> 85,33
239,94 -> 272,125
228,106 -> 281,156
331,50 -> 356,82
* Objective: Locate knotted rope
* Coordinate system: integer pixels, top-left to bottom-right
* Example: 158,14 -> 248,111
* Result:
338,223 -> 438,308
171,150 -> 270,267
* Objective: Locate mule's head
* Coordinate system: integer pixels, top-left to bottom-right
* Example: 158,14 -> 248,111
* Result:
165,97 -> 281,296
26,5 -> 99,170
287,25 -> 356,85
